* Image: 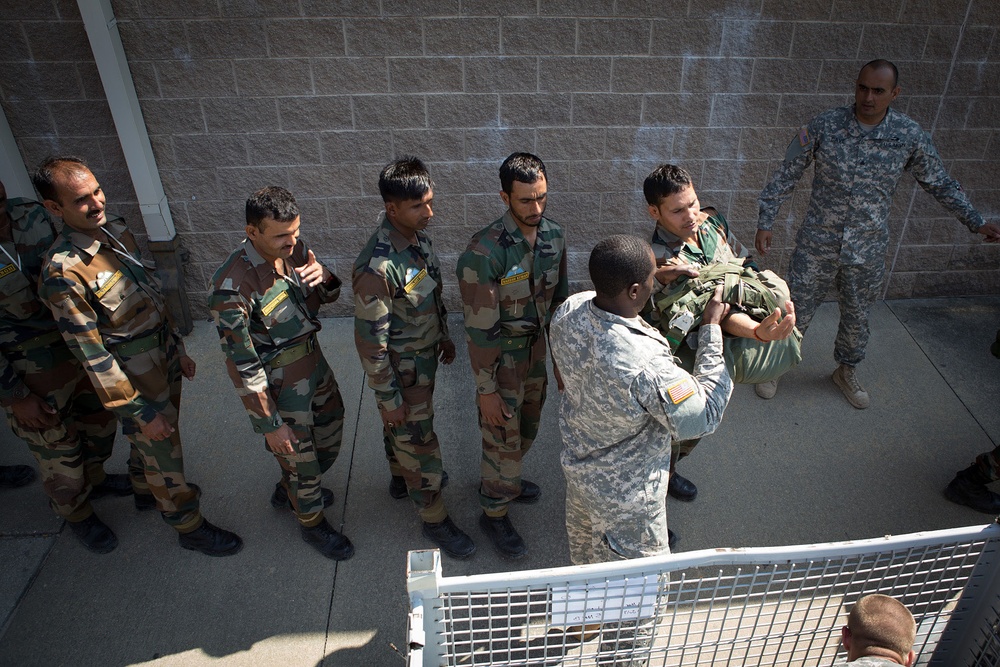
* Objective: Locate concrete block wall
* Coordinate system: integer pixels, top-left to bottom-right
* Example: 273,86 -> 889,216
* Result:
1,0 -> 998,318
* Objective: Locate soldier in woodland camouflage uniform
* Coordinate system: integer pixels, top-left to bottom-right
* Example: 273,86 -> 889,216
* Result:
0,179 -> 127,548
35,157 -> 242,557
550,235 -> 732,565
832,594 -> 916,667
457,152 -> 567,560
756,59 -> 1000,409
642,165 -> 796,514
210,186 -> 353,561
353,157 -> 475,560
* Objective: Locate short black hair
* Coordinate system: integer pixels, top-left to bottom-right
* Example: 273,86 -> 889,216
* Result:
32,156 -> 90,203
378,156 -> 433,203
246,186 -> 299,229
499,152 -> 546,194
643,164 -> 693,206
589,234 -> 653,300
860,59 -> 899,87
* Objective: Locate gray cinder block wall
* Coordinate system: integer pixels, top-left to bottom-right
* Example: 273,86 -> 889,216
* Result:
1,0 -> 998,318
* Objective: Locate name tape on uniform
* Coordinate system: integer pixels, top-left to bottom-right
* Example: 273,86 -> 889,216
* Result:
261,290 -> 289,316
0,263 -> 17,279
94,270 -> 124,298
403,268 -> 427,294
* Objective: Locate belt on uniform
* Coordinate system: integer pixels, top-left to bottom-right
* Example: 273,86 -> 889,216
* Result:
268,335 -> 317,368
3,329 -> 63,353
500,331 -> 539,352
111,328 -> 167,357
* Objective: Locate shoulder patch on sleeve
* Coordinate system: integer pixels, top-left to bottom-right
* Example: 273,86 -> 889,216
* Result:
666,377 -> 696,405
784,125 -> 812,161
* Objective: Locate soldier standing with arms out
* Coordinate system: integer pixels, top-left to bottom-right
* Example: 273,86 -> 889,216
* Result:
35,157 -> 241,556
353,157 -> 475,559
210,186 -> 353,561
0,178 -> 127,551
457,152 -> 568,560
755,59 -> 1000,408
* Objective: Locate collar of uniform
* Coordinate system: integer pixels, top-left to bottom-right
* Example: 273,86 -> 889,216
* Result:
652,223 -> 682,251
501,209 -> 535,246
847,104 -> 897,139
5,198 -> 37,232
586,297 -> 667,343
379,213 -> 420,254
242,237 -> 283,282
66,219 -> 127,258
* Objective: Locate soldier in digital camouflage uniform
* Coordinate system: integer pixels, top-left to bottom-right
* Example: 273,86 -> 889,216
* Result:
35,157 -> 242,557
550,235 -> 733,565
756,59 -> 1000,409
0,178 -> 127,548
353,157 -> 475,560
210,185 -> 353,561
832,594 -> 915,667
457,152 -> 567,560
642,165 -> 796,516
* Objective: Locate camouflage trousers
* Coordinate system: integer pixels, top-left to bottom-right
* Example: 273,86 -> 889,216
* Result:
116,336 -> 201,532
564,470 -> 671,566
478,333 -> 547,517
384,346 -> 446,523
3,344 -> 117,521
788,243 -> 884,367
265,345 -> 344,525
973,445 -> 1000,482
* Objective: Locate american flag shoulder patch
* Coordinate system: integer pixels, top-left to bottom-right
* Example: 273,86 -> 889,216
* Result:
798,126 -> 810,147
667,378 -> 696,405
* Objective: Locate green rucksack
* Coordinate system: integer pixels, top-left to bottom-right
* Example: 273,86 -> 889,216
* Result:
652,259 -> 802,384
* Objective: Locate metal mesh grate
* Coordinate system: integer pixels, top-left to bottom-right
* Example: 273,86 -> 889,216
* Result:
407,525 -> 1000,667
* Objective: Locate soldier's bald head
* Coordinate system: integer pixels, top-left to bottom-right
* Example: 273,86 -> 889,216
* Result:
845,594 -> 915,664
860,59 -> 898,88
589,235 -> 653,299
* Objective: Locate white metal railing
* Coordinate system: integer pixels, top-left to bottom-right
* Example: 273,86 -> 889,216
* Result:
407,523 -> 1000,666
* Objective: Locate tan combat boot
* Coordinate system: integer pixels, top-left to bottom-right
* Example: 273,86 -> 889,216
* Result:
832,364 -> 869,409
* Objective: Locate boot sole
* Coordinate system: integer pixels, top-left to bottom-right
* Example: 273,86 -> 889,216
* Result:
180,540 -> 244,557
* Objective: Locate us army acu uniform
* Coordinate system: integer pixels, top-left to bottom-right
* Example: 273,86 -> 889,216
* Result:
0,197 -> 116,520
646,210 -> 750,463
210,238 -> 345,525
457,211 -> 568,517
353,214 -> 449,522
551,292 -> 732,565
758,105 -> 988,367
39,218 -> 201,532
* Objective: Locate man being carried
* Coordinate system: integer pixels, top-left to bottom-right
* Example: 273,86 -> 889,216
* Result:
457,152 -> 568,560
550,235 -> 733,565
353,157 -> 475,560
210,186 -> 352,561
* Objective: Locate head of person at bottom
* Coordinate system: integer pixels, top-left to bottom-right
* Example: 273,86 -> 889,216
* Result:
841,594 -> 916,666
589,234 -> 657,320
378,156 -> 434,242
245,185 -> 301,265
499,152 -> 547,230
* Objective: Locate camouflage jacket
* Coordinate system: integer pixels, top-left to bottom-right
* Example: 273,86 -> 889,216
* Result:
551,292 -> 732,493
209,238 -> 341,434
38,218 -> 184,426
645,211 -> 753,330
456,211 -> 568,395
830,658 -> 902,667
0,198 -> 62,404
353,214 -> 449,412
758,104 -> 986,265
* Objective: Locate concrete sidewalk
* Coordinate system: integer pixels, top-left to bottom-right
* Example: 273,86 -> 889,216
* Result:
1,297 -> 998,666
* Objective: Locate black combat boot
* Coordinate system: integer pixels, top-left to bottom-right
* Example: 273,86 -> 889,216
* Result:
668,472 -> 697,501
270,482 -> 334,510
89,473 -> 135,499
0,464 -> 36,488
300,518 -> 355,561
422,516 -> 476,559
479,512 -> 527,560
178,519 -> 243,557
511,479 -> 541,504
944,465 -> 1000,514
67,513 -> 118,554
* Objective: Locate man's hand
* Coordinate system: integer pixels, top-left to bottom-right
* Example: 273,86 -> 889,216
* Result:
381,402 -> 408,431
294,250 -> 329,287
438,340 -> 456,365
978,222 -> 1000,243
179,355 -> 196,380
479,392 -> 512,427
654,262 -> 699,285
755,230 -> 772,255
140,412 -> 175,441
11,393 -> 60,430
702,286 -> 731,326
754,300 -> 797,342
265,424 -> 299,455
